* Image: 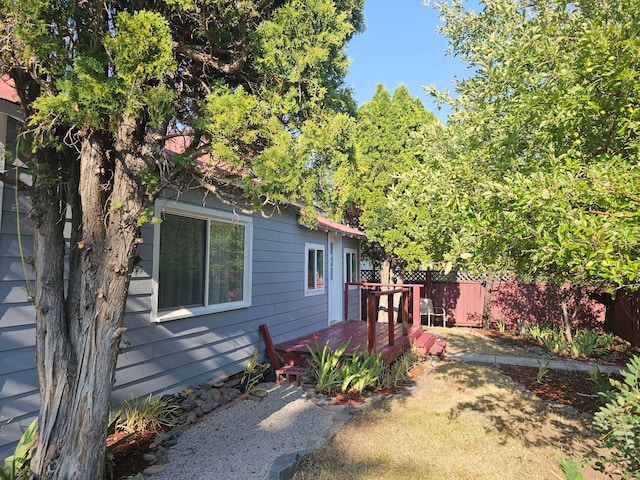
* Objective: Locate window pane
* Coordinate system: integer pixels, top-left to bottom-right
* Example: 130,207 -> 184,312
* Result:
316,249 -> 324,289
208,221 -> 245,304
5,117 -> 18,164
307,249 -> 315,289
158,214 -> 206,309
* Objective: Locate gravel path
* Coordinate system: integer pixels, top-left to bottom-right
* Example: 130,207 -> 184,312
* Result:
150,383 -> 341,480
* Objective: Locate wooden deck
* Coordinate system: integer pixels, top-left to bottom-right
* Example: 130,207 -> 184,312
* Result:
275,320 -> 423,367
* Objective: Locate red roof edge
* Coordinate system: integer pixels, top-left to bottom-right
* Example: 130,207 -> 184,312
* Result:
0,75 -> 19,104
315,215 -> 366,240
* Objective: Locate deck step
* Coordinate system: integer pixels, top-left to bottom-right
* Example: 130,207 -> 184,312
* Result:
428,338 -> 447,358
414,332 -> 436,356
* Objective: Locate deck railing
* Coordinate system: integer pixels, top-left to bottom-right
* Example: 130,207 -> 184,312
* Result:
346,282 -> 423,354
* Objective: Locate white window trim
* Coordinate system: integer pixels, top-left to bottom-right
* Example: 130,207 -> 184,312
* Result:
0,113 -> 6,231
151,200 -> 253,322
304,242 -> 326,297
345,248 -> 358,289
0,106 -> 23,232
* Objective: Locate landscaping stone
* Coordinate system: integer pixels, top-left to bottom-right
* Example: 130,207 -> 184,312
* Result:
139,376 -> 245,473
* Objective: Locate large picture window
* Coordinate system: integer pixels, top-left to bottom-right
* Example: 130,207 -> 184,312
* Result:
305,243 -> 325,296
152,202 -> 252,321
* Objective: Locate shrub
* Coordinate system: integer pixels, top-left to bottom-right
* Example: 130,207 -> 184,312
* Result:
593,355 -> 640,479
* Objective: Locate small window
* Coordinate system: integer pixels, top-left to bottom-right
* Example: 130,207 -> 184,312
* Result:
305,243 -> 325,296
152,202 -> 252,321
345,248 -> 358,286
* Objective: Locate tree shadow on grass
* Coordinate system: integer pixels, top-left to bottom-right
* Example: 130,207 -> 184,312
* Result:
435,361 -> 601,459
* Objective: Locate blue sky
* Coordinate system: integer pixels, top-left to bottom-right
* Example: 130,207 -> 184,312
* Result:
345,1 -> 473,123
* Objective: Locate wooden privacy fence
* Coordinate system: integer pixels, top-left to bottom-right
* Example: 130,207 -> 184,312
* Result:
612,291 -> 640,346
362,269 -> 606,333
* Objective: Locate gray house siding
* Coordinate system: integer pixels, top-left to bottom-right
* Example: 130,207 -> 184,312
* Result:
0,154 -> 39,457
0,179 -> 361,456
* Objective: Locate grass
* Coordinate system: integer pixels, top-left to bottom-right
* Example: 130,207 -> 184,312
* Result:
294,339 -> 609,480
431,326 -> 549,358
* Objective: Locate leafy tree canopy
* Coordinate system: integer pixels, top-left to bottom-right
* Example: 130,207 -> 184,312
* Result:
333,84 -> 439,267
392,0 -> 640,290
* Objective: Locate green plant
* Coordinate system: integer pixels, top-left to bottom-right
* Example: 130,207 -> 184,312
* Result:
557,457 -> 585,480
1,418 -> 37,480
496,319 -> 506,333
241,351 -> 270,395
536,360 -> 550,384
593,355 -> 640,479
105,408 -> 134,480
118,394 -> 180,434
307,340 -> 351,395
571,329 -> 600,358
342,348 -> 383,394
378,354 -> 411,389
589,368 -> 612,402
597,332 -> 616,349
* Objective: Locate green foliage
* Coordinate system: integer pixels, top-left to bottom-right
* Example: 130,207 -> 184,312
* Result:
105,409 -> 134,480
377,349 -> 419,389
398,0 -> 640,290
332,84 -> 439,267
571,329 -> 600,359
593,355 -> 640,478
525,323 -> 614,359
117,395 -> 180,434
557,457 -> 585,480
2,0 -> 366,476
307,340 -> 351,395
307,340 -> 384,395
1,419 -> 37,480
589,368 -> 612,402
339,348 -> 383,394
536,360 -> 550,384
241,351 -> 271,396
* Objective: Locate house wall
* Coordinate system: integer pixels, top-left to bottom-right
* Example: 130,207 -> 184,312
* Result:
0,180 -> 340,456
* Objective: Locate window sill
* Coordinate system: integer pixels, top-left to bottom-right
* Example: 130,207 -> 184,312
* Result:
152,300 -> 251,323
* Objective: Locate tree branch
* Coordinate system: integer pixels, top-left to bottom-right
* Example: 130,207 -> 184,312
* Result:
174,42 -> 248,74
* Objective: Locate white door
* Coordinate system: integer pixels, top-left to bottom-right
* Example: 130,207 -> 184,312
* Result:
328,234 -> 343,324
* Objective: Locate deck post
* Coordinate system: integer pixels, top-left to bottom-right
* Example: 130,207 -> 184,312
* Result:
344,283 -> 349,321
412,285 -> 421,326
387,292 -> 394,346
367,292 -> 376,354
402,291 -> 409,336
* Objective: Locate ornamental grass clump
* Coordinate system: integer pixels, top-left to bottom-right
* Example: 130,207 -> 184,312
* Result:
117,394 -> 180,434
307,340 -> 384,395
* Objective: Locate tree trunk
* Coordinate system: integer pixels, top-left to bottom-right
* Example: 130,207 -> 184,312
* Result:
31,130 -> 148,479
559,290 -> 574,344
481,270 -> 495,329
